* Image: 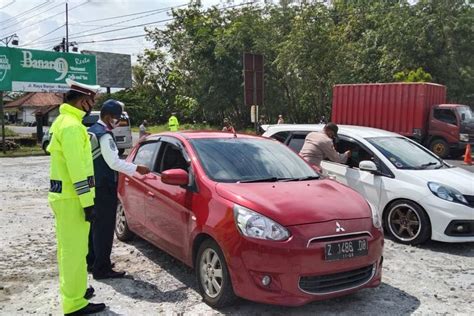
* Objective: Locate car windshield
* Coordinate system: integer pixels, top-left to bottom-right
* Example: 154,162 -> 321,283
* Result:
367,137 -> 442,170
457,106 -> 474,123
190,138 -> 319,183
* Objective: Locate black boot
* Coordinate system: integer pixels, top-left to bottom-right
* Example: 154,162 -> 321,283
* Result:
84,286 -> 95,300
64,302 -> 106,315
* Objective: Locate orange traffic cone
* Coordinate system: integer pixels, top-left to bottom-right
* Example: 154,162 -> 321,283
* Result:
463,144 -> 472,165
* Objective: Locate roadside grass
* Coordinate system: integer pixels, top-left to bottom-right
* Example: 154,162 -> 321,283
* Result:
131,123 -> 257,135
0,144 -> 45,157
0,127 -> 18,137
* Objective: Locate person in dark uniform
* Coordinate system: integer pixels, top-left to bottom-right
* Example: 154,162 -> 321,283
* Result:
87,99 -> 150,279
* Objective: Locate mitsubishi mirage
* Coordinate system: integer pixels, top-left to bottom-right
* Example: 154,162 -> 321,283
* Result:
264,124 -> 474,245
115,132 -> 383,307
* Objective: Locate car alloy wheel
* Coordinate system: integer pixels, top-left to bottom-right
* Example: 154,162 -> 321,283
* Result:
115,202 -> 134,241
196,239 -> 237,307
385,200 -> 430,245
200,248 -> 223,298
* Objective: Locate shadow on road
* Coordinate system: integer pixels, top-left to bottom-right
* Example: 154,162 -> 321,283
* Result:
421,240 -> 474,258
114,238 -> 421,315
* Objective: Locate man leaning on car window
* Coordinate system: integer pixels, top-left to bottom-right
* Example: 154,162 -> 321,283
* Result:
299,122 -> 351,168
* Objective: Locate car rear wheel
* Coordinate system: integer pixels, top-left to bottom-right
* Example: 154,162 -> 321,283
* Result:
384,200 -> 430,245
115,201 -> 134,241
118,148 -> 125,156
196,239 -> 237,308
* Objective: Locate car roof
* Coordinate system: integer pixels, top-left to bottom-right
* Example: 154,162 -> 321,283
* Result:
265,124 -> 401,138
146,131 -> 262,141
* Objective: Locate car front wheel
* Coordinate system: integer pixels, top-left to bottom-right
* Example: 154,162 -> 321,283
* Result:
196,239 -> 237,308
384,200 -> 431,245
115,201 -> 134,241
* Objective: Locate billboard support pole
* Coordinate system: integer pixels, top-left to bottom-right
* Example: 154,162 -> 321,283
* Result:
1,91 -> 5,154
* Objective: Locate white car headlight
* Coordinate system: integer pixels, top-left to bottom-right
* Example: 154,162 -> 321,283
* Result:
367,201 -> 382,229
233,204 -> 290,241
460,133 -> 469,142
428,182 -> 468,205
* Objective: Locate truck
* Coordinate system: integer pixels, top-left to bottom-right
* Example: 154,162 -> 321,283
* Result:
331,82 -> 474,158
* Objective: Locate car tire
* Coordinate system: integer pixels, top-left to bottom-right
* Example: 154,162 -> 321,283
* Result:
384,200 -> 431,245
196,239 -> 237,308
118,148 -> 125,156
115,201 -> 134,241
429,139 -> 449,158
42,141 -> 50,155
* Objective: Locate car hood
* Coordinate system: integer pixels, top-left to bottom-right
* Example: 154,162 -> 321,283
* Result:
404,167 -> 474,195
215,180 -> 370,226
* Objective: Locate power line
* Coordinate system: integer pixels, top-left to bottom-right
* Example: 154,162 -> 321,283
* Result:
76,34 -> 147,44
73,4 -> 188,24
1,1 -> 88,39
0,0 -> 51,25
0,1 -> 16,10
20,3 -> 184,48
1,1 -> 65,32
22,24 -> 65,46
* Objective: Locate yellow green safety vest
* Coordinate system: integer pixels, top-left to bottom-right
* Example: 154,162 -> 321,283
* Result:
47,103 -> 95,208
168,115 -> 179,131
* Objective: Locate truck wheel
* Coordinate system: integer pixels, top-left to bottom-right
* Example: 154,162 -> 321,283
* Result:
429,139 -> 449,158
384,200 -> 431,245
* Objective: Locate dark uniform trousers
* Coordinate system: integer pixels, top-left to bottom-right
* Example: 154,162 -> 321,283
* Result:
87,184 -> 118,274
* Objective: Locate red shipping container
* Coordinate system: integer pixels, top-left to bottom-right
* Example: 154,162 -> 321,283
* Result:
331,83 -> 447,137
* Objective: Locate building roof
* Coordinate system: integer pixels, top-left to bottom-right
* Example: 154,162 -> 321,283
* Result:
4,92 -> 63,109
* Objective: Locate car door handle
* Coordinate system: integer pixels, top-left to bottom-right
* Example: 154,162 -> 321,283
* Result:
147,191 -> 155,199
124,177 -> 130,185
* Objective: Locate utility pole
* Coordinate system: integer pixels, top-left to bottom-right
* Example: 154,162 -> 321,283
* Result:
65,2 -> 69,52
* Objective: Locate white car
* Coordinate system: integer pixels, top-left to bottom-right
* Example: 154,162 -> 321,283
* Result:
263,124 -> 474,245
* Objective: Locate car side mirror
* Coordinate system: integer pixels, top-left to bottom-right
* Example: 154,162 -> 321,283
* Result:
359,160 -> 379,174
161,169 -> 189,186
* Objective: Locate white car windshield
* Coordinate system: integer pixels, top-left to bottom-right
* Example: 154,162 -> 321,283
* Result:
367,137 -> 442,170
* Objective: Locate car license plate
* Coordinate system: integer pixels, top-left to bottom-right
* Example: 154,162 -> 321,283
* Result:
325,239 -> 368,261
115,136 -> 125,142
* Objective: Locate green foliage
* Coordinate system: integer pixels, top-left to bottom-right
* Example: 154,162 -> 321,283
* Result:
109,1 -> 473,126
394,68 -> 433,82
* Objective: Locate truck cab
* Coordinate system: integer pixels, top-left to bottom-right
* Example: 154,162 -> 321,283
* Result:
429,104 -> 474,158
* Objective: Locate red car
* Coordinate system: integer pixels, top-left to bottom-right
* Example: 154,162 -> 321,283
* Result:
115,132 -> 384,307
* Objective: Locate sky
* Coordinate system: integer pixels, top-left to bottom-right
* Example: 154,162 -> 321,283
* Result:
0,0 -> 247,63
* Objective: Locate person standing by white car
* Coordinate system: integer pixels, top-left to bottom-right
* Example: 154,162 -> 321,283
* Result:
299,122 -> 351,168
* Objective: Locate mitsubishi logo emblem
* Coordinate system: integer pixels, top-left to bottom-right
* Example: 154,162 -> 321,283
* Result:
336,222 -> 345,233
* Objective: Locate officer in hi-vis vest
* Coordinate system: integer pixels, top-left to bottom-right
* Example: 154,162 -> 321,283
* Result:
87,99 -> 149,279
47,79 -> 106,315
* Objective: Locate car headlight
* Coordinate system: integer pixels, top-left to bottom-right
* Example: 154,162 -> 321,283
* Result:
233,204 -> 290,241
428,182 -> 468,205
460,133 -> 469,142
367,201 -> 382,229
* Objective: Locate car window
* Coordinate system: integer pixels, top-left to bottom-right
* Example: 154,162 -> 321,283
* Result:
271,131 -> 289,143
190,138 -> 318,183
330,138 -> 375,169
156,142 -> 189,173
287,133 -> 308,153
82,114 -> 100,127
434,109 -> 457,125
133,142 -> 160,170
367,137 -> 441,169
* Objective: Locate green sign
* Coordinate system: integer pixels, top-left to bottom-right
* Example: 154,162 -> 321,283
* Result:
0,47 -> 96,92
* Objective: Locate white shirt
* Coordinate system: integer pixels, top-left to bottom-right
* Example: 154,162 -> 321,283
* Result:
97,120 -> 137,176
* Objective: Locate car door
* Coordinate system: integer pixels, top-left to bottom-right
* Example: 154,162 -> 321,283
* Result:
142,137 -> 194,260
321,136 -> 384,210
121,141 -> 160,230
